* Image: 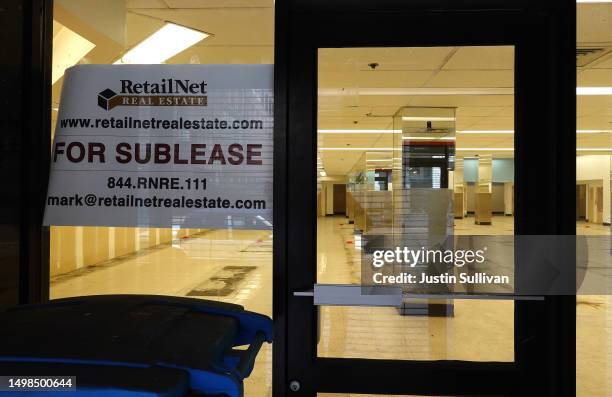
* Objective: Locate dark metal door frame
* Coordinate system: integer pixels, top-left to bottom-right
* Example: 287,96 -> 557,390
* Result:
273,0 -> 576,396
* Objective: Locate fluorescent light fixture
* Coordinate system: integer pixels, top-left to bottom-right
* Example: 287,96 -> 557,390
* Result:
458,130 -> 514,134
319,171 -> 327,177
52,23 -> 96,84
457,130 -> 611,134
577,87 -> 612,95
319,88 -> 514,96
318,86 -> 612,97
319,148 -> 395,151
318,129 -> 401,134
402,136 -> 456,140
402,116 -> 456,122
456,148 -> 515,151
115,23 -> 209,64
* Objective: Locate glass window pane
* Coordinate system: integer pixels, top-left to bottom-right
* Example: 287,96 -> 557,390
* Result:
50,2 -> 274,396
576,3 -> 612,395
317,46 -> 515,362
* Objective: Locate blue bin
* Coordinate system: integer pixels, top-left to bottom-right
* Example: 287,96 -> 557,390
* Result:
0,295 -> 273,396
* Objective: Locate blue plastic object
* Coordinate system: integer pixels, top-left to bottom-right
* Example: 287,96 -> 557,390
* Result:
0,295 -> 273,397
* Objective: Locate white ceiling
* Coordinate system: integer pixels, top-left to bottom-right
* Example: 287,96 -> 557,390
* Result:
51,1 -> 612,176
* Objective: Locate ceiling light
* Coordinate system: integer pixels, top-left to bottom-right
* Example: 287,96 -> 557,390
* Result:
456,148 -> 514,151
458,130 -> 514,134
319,86 -> 612,97
319,88 -> 514,96
318,129 -> 401,134
114,23 -> 209,64
319,148 -> 395,151
577,87 -> 612,95
402,136 -> 456,140
457,130 -> 611,134
319,171 -> 327,177
402,116 -> 456,122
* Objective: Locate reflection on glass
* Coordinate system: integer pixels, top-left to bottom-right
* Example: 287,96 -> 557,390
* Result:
317,46 -> 515,362
49,2 -> 274,396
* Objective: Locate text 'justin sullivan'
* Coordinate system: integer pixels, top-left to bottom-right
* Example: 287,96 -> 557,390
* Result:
372,272 -> 510,285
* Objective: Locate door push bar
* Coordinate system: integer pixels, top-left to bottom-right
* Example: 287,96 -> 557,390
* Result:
294,284 -> 544,307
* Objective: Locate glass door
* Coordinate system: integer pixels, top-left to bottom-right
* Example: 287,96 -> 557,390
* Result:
273,1 -> 576,396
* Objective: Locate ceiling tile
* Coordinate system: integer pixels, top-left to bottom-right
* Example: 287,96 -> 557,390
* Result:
425,70 -> 514,88
443,46 -> 514,70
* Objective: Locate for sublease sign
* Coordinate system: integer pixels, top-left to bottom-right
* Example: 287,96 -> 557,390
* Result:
43,64 -> 273,229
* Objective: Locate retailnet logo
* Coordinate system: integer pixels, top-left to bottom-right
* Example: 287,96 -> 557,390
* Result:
97,78 -> 208,111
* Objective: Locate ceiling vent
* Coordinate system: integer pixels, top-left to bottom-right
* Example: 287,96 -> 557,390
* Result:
577,46 -> 612,67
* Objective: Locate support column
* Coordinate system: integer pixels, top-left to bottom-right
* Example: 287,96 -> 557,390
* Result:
504,182 -> 514,216
475,155 -> 492,225
453,160 -> 465,219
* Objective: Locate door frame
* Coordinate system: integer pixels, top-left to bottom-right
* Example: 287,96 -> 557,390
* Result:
273,0 -> 576,396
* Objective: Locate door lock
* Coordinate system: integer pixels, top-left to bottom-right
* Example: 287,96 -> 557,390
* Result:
289,380 -> 301,392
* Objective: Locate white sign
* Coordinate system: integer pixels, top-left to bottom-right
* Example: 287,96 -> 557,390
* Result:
43,65 -> 273,229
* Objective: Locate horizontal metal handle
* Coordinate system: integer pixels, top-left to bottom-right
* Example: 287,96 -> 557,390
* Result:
294,284 -> 543,306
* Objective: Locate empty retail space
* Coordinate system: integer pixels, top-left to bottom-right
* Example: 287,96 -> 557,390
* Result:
2,1 -> 611,396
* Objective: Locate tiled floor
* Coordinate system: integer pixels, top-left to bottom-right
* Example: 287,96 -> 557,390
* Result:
50,216 -> 611,396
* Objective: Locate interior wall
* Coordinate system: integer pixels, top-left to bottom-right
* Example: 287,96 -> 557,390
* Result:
319,176 -> 348,216
325,183 -> 334,215
50,226 -> 201,277
576,155 -> 611,224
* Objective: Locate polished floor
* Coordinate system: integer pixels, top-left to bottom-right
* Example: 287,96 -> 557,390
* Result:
50,216 -> 611,396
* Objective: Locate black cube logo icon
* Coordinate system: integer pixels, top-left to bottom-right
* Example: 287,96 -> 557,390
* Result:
98,88 -> 118,111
